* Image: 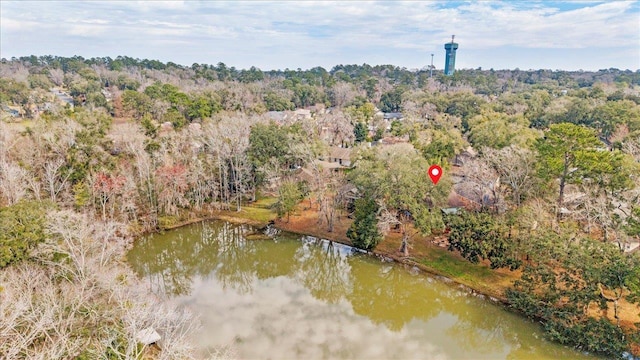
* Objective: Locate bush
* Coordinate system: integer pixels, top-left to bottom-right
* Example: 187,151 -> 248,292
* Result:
545,317 -> 628,357
506,238 -> 639,359
445,210 -> 521,270
158,215 -> 180,230
0,200 -> 49,268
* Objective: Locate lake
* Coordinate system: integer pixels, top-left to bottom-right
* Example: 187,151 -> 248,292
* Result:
127,220 -> 597,360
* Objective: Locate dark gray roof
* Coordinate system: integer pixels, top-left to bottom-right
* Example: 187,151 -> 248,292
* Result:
383,112 -> 403,120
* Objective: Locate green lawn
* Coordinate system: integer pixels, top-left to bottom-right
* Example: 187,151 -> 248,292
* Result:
218,196 -> 278,225
245,196 -> 278,222
422,249 -> 493,279
419,246 -> 514,297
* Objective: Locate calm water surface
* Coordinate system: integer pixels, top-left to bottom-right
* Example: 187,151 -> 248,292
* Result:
127,220 -> 597,360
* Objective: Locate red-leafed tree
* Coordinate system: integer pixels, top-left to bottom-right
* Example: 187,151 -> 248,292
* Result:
92,172 -> 126,221
155,164 -> 189,216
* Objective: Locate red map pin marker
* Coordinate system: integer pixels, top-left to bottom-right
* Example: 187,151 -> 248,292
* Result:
428,165 -> 442,185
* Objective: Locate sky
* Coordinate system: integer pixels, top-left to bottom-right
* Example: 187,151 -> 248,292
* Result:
1,1 -> 639,72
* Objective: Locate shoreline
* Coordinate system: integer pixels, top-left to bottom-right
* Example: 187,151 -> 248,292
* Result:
139,209 -> 510,303
272,218 -> 511,303
130,207 -> 639,358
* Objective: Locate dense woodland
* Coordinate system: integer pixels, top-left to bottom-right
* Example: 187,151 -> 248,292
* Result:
1,55 -> 640,358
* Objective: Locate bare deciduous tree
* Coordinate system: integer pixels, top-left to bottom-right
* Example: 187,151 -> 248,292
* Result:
314,166 -> 345,232
318,111 -> 354,146
329,82 -> 360,108
202,116 -> 251,211
622,135 -> 640,163
482,145 -> 537,207
456,156 -> 505,212
43,157 -> 71,203
48,68 -> 65,86
0,210 -> 204,359
0,161 -> 29,205
126,138 -> 160,228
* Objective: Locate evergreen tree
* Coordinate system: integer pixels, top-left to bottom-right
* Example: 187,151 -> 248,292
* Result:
353,121 -> 367,143
347,197 -> 382,250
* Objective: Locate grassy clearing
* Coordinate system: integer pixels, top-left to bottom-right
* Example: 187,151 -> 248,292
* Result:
422,248 -> 493,279
150,197 -> 278,233
417,246 -> 516,298
373,231 -> 516,299
216,196 -> 278,226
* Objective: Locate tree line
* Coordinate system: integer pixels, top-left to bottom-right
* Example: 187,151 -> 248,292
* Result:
1,55 -> 639,358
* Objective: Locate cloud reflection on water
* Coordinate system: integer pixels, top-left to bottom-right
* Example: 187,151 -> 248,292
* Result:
127,220 -> 596,360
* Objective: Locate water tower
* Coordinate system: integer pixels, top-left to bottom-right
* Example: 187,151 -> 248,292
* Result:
444,35 -> 459,76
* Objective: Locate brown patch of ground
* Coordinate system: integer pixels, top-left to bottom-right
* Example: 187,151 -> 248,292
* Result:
111,116 -> 130,125
275,202 -> 351,243
600,300 -> 640,328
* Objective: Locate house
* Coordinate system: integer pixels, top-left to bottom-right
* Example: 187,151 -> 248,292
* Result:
294,109 -> 312,120
136,327 -> 161,346
441,207 -> 461,216
325,146 -> 352,167
453,146 -> 478,166
383,112 -> 403,121
339,183 -> 359,215
309,103 -> 326,115
1,105 -> 20,118
375,135 -> 410,146
293,166 -> 317,185
621,241 -> 639,253
51,88 -> 74,108
265,111 -> 287,123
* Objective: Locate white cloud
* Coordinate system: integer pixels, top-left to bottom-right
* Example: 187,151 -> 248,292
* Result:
0,17 -> 41,31
79,18 -> 110,25
0,0 -> 638,70
66,24 -> 108,37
